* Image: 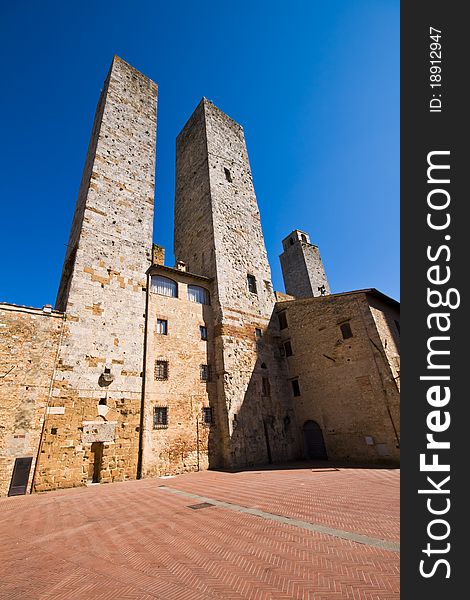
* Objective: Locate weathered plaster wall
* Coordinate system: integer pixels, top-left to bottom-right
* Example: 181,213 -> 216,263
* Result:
0,304 -> 63,496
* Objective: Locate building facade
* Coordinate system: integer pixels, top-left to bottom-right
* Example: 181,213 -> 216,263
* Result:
0,57 -> 400,496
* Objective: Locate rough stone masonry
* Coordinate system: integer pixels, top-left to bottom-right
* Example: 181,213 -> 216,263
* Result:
0,57 -> 400,496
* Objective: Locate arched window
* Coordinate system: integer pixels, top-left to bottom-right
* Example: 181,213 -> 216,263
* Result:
150,275 -> 178,298
188,285 -> 210,305
300,234 -> 307,243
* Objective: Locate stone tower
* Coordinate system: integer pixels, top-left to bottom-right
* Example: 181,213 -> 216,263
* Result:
33,57 -> 158,491
279,230 -> 330,298
175,99 -> 297,468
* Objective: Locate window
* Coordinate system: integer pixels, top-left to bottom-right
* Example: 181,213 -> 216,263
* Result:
262,377 -> 271,397
291,379 -> 301,397
154,360 -> 169,380
340,322 -> 353,340
200,325 -> 208,340
154,406 -> 168,428
151,275 -> 178,298
300,234 -> 308,243
289,238 -> 294,246
283,340 -> 293,357
224,167 -> 232,182
200,364 -> 211,382
255,328 -> 262,338
247,274 -> 257,294
156,319 -> 168,335
278,311 -> 288,330
203,407 -> 213,425
188,285 -> 210,305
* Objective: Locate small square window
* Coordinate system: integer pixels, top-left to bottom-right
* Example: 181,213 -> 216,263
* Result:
262,377 -> 271,397
200,364 -> 211,382
154,406 -> 168,428
278,311 -> 288,330
340,322 -> 353,340
156,319 -> 168,335
155,360 -> 169,380
291,379 -> 301,397
200,325 -> 208,340
255,328 -> 262,338
203,407 -> 213,425
51,427 -> 57,435
283,340 -> 293,357
247,274 -> 257,294
224,167 -> 232,182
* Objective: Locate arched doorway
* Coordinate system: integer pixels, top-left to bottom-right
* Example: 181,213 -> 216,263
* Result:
303,421 -> 327,460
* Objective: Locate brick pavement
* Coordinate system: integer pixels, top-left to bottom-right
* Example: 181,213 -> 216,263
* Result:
0,464 -> 399,599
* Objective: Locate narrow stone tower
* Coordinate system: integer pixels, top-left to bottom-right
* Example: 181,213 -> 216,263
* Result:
279,230 -> 330,298
175,99 -> 297,468
33,57 -> 158,492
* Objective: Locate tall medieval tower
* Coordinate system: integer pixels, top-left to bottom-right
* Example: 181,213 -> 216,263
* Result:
174,99 -> 298,468
280,230 -> 330,298
33,57 -> 157,491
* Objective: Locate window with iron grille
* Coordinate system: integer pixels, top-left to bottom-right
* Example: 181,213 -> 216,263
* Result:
340,322 -> 353,340
262,377 -> 271,397
200,364 -> 211,382
153,406 -> 168,428
154,360 -> 169,380
255,328 -> 262,338
278,311 -> 288,330
156,319 -> 168,335
247,274 -> 257,294
203,407 -> 213,425
200,325 -> 208,340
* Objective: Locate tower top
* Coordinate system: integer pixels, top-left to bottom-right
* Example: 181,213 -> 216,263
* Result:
281,230 -> 313,251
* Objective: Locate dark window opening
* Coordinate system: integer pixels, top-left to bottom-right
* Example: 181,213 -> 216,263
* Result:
200,364 -> 211,382
255,328 -> 262,338
157,319 -> 168,335
200,325 -> 208,340
51,427 -> 58,435
289,237 -> 294,246
261,362 -> 267,369
247,274 -> 257,294
262,377 -> 271,397
155,360 -> 169,380
154,406 -> 168,429
291,379 -> 301,397
283,340 -> 293,357
203,407 -> 213,425
104,367 -> 111,374
278,311 -> 288,330
340,322 -> 353,340
99,398 -> 107,406
300,234 -> 307,242
224,167 -> 232,182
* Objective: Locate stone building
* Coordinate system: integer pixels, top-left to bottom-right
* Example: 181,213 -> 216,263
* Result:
0,57 -> 400,496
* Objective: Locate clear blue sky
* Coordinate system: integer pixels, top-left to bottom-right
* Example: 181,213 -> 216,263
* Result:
0,0 -> 399,308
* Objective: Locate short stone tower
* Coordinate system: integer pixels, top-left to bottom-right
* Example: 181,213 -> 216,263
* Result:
279,230 -> 330,298
175,99 -> 297,468
34,57 -> 158,491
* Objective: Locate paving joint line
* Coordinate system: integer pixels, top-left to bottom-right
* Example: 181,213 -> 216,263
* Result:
158,484 -> 400,554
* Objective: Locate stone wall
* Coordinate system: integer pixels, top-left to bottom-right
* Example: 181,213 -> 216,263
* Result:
33,57 -> 158,492
276,291 -> 400,463
142,266 -> 217,476
0,304 -> 63,496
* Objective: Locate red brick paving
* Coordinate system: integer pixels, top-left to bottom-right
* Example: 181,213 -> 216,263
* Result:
0,464 -> 399,599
